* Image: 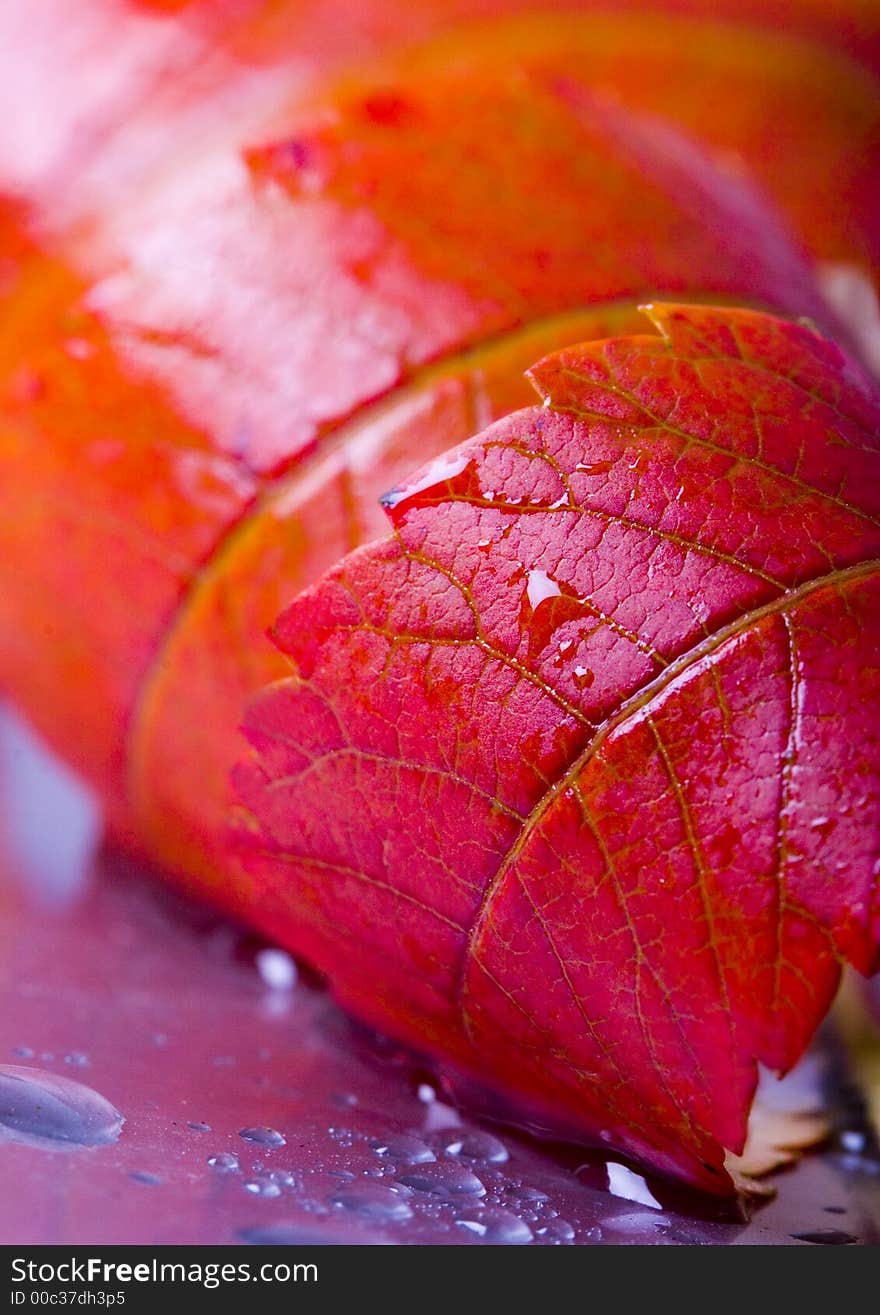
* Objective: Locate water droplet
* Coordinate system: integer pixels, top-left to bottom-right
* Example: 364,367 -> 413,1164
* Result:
244,1180 -> 282,1198
575,459 -> 614,475
606,1162 -> 662,1209
416,1083 -> 436,1103
396,1162 -> 486,1199
273,1170 -> 299,1189
63,1052 -> 90,1069
208,1152 -> 240,1172
840,1130 -> 866,1154
809,815 -> 837,840
239,1126 -> 285,1147
381,453 -> 473,517
526,568 -> 561,611
331,1183 -> 413,1221
0,1065 -> 123,1149
790,1229 -> 857,1245
188,1121 -> 211,1133
255,947 -> 297,991
455,1207 -> 532,1244
129,1171 -> 162,1186
435,1127 -> 509,1165
370,1133 -> 436,1164
573,665 -> 594,689
536,1217 -> 576,1243
12,1047 -> 34,1060
552,637 -> 577,667
507,1184 -> 549,1202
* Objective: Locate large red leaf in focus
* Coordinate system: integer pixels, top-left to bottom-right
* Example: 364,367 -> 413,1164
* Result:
235,303 -> 880,1193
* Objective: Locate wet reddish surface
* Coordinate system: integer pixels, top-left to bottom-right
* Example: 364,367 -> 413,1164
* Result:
1,704 -> 878,1245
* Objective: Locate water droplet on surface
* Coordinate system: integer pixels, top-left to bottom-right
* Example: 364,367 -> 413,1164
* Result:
536,1217 -> 576,1243
575,459 -> 614,475
268,1169 -> 298,1189
63,1052 -> 90,1068
396,1162 -> 486,1199
370,1133 -> 435,1164
573,665 -> 594,689
208,1152 -> 240,1172
606,1162 -> 662,1210
455,1207 -> 532,1244
809,815 -> 836,838
381,453 -> 473,518
239,1126 -> 286,1147
11,1047 -> 34,1060
435,1127 -> 509,1165
244,1180 -> 282,1198
839,1130 -> 866,1154
188,1121 -> 211,1133
790,1229 -> 857,1245
129,1171 -> 162,1186
331,1183 -> 413,1221
0,1065 -> 123,1149
526,568 -> 561,611
507,1184 -> 549,1203
255,947 -> 297,991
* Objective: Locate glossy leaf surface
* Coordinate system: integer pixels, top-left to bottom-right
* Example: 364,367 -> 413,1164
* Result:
237,306 -> 880,1191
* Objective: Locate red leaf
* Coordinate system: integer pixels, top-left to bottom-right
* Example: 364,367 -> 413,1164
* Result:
222,306 -> 880,1191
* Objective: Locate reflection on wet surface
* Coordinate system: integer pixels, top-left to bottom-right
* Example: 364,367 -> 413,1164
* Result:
0,702 -> 878,1244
